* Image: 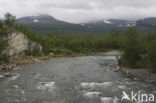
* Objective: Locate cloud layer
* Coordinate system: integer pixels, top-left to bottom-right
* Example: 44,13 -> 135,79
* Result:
1,0 -> 156,23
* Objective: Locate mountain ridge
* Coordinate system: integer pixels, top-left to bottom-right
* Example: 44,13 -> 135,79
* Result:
16,14 -> 156,33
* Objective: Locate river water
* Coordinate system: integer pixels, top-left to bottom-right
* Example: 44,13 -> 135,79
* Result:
0,56 -> 155,103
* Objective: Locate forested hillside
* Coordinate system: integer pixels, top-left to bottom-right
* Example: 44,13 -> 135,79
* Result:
1,13 -> 156,72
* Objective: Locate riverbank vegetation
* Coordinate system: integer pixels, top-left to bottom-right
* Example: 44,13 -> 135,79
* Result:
0,20 -> 9,64
1,13 -> 156,72
15,24 -> 156,72
15,24 -> 123,55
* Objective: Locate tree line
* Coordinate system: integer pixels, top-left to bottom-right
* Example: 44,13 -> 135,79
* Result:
1,13 -> 156,72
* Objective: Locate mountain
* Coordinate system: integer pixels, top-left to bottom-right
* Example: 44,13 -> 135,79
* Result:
16,14 -> 71,24
16,14 -> 58,23
88,19 -> 137,28
86,18 -> 156,33
16,14 -> 83,33
137,17 -> 156,25
16,14 -> 123,34
135,18 -> 156,32
16,14 -> 156,34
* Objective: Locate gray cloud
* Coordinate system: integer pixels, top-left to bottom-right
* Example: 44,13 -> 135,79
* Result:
1,0 -> 156,23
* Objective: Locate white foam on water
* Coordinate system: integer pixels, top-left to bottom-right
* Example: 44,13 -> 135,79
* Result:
80,82 -> 112,89
83,92 -> 101,98
100,97 -> 119,103
37,82 -> 56,92
100,97 -> 113,103
21,90 -> 25,94
13,85 -> 19,88
13,85 -> 25,95
9,75 -> 19,80
112,97 -> 119,103
8,73 -> 20,80
33,73 -> 42,79
0,75 -> 5,78
118,85 -> 126,89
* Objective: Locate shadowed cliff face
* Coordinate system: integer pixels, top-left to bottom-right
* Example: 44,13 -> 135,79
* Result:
0,56 -> 155,103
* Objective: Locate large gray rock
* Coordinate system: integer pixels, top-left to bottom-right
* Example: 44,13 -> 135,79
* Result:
0,29 -> 43,58
28,40 -> 42,52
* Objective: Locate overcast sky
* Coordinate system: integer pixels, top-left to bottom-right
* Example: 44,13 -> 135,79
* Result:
1,0 -> 156,23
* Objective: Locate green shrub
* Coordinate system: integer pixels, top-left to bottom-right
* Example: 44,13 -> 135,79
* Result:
147,40 -> 156,72
53,48 -> 73,55
0,21 -> 8,34
25,47 -> 42,57
0,21 -> 3,34
0,54 -> 9,64
120,27 -> 141,68
0,39 -> 8,54
136,54 -> 149,68
4,13 -> 16,27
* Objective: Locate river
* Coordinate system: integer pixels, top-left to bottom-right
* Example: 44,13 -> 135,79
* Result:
0,56 -> 155,103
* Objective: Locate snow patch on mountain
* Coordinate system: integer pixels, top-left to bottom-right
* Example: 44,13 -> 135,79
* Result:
81,24 -> 85,26
126,21 -> 136,27
33,19 -> 39,23
104,19 -> 112,24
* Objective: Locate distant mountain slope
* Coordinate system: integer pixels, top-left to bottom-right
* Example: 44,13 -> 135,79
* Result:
90,19 -> 136,27
137,17 -> 156,25
16,14 -> 122,34
16,14 -> 64,24
135,18 -> 156,32
16,14 -> 156,34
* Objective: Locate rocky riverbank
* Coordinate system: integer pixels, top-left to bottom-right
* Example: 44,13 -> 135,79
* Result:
120,67 -> 156,85
0,56 -> 52,71
0,52 -> 96,71
98,54 -> 156,85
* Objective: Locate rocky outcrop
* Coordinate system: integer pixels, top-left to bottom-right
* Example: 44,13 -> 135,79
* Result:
0,29 -> 43,59
28,40 -> 42,52
1,29 -> 28,57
